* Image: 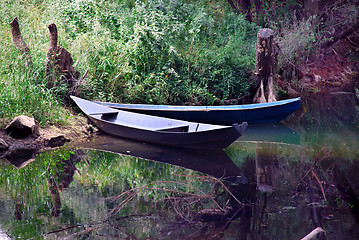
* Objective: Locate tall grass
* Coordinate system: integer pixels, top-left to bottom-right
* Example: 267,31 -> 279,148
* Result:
0,0 -> 259,125
0,1 -> 68,126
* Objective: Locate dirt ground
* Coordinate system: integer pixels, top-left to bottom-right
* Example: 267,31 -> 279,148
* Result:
0,114 -> 92,156
280,36 -> 359,96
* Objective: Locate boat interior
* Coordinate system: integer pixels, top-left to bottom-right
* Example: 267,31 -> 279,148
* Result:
94,111 -> 226,133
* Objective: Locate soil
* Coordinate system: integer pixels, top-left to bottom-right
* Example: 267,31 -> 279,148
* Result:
279,35 -> 359,97
0,114 -> 94,162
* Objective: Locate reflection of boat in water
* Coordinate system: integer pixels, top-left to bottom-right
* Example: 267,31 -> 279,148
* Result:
237,123 -> 300,145
72,135 -> 247,184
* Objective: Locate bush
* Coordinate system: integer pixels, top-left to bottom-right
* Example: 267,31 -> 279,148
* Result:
276,16 -> 319,68
57,0 -> 259,104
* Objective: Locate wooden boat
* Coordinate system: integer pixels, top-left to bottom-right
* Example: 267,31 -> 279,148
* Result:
97,97 -> 301,125
71,96 -> 247,150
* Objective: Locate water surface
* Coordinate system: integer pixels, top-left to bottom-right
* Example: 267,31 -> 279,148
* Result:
0,94 -> 358,239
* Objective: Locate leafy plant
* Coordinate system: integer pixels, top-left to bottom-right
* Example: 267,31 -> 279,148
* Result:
56,0 -> 258,104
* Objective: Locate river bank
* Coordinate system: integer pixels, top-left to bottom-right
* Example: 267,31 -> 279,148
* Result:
0,114 -> 91,165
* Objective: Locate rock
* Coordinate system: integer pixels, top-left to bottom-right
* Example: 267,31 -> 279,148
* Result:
5,115 -> 39,139
0,138 -> 9,151
44,135 -> 70,148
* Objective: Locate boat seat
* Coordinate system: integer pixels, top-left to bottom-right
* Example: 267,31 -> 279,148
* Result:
157,125 -> 189,132
101,112 -> 118,121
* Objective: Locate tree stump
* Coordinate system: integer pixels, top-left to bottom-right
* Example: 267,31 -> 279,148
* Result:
45,23 -> 82,96
10,17 -> 32,64
253,28 -> 278,103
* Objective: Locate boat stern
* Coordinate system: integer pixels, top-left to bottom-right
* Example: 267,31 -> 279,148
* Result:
233,122 -> 248,136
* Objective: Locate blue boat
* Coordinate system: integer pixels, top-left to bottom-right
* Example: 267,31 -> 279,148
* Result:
97,98 -> 301,125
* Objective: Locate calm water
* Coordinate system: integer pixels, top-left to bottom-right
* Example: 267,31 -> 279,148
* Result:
0,94 -> 358,239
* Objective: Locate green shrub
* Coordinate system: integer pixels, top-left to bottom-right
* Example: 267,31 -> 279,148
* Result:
57,0 -> 258,104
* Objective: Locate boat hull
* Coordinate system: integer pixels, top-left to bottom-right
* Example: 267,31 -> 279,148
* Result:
71,96 -> 247,149
100,98 -> 301,125
88,115 -> 243,149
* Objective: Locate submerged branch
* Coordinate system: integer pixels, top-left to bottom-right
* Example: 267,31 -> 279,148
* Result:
312,170 -> 327,202
110,179 -> 228,215
172,173 -> 243,205
300,146 -> 332,202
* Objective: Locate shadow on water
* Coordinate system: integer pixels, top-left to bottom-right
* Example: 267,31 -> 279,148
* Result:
0,93 -> 358,239
1,148 -> 37,169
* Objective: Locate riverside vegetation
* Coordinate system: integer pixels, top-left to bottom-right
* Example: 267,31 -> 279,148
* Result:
0,1 -> 358,238
0,0 -> 358,128
0,0 -> 258,128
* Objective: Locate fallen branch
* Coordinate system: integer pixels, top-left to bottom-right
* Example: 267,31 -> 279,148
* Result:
63,226 -> 100,240
323,20 -> 359,48
301,227 -> 325,240
69,69 -> 88,96
46,224 -> 82,235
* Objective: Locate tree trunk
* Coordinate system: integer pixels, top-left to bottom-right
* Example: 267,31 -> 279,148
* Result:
255,143 -> 276,192
48,178 -> 61,217
239,0 -> 252,22
253,28 -> 278,103
254,0 -> 263,17
227,0 -> 253,22
46,23 -> 58,89
227,0 -> 240,14
45,23 -> 82,96
10,17 -> 32,64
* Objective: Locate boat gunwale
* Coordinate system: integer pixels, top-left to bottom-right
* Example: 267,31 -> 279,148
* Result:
98,97 -> 301,112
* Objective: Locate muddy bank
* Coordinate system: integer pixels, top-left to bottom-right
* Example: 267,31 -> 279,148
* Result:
0,115 -> 92,166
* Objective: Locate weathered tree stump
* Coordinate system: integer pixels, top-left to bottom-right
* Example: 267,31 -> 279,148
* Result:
10,17 -> 32,64
253,28 -> 278,103
46,23 -> 84,96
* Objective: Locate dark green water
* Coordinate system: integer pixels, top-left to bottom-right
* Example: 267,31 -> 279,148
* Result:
0,94 -> 358,239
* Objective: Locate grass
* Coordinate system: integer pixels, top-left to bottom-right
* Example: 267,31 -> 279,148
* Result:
0,0 -> 69,127
0,0 -> 259,126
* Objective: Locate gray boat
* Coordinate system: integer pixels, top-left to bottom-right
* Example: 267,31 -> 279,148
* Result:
71,96 -> 247,150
